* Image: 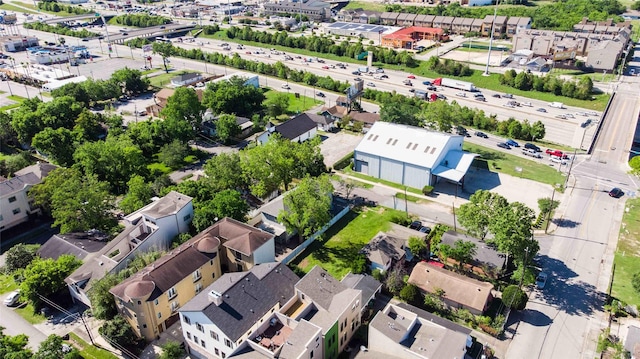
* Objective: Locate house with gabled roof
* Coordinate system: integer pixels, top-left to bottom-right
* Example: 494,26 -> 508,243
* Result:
257,114 -> 318,145
209,217 -> 276,273
439,231 -> 507,277
65,191 -> 193,308
353,122 -> 478,190
0,162 -> 56,232
408,261 -> 494,315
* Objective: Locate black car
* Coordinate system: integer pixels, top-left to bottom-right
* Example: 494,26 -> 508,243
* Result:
497,142 -> 511,149
609,188 -> 624,198
316,92 -> 325,98
475,131 -> 488,138
581,119 -> 592,128
475,96 -> 486,102
409,220 -> 422,230
492,94 -> 501,98
524,143 -> 541,152
419,226 -> 432,234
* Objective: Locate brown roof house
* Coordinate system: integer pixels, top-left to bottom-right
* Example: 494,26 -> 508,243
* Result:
109,230 -> 224,341
361,231 -> 414,273
408,261 -> 494,315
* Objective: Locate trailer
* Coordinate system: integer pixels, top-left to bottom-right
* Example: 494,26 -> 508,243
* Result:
414,90 -> 427,100
548,102 -> 565,109
433,78 -> 477,92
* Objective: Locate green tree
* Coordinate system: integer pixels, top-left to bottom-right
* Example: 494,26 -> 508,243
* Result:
385,266 -> 406,295
202,77 -> 265,117
160,341 -> 185,359
32,127 -> 76,167
88,273 -> 120,320
399,284 -> 418,302
502,285 -> 529,310
120,175 -> 154,214
264,92 -> 290,117
381,102 -> 421,126
161,87 -> 204,132
488,202 -> 538,264
29,168 -> 117,233
0,326 -> 32,359
21,255 -> 82,309
215,114 -> 242,144
158,140 -> 189,168
530,120 -> 546,141
152,42 -> 175,73
204,152 -> 246,191
192,190 -> 249,232
34,334 -> 81,359
277,175 -> 333,241
632,1 -> 640,10
73,109 -> 103,142
407,236 -> 427,258
447,240 -> 477,269
537,197 -> 560,216
4,244 -> 40,273
457,190 -> 509,240
99,315 -> 138,347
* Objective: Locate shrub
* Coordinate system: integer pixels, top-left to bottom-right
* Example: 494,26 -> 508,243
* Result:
399,284 -> 418,302
633,272 -> 640,294
333,151 -> 354,170
422,185 -> 434,195
502,285 -> 528,310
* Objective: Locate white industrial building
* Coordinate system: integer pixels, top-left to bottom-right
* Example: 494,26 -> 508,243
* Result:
353,122 -> 478,189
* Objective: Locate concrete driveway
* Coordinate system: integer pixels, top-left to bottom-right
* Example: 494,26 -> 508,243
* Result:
319,131 -> 363,168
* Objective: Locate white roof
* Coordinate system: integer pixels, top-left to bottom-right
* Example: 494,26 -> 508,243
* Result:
431,150 -> 478,183
354,122 -> 460,169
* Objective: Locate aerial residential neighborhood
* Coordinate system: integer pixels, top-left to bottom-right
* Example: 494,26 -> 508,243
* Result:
0,0 -> 639,358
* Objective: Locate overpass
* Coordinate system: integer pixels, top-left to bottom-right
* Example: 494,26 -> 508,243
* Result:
41,13 -> 114,25
107,23 -> 196,44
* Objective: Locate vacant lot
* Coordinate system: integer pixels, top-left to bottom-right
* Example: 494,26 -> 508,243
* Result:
612,198 -> 640,306
292,206 -> 406,279
263,90 -> 322,114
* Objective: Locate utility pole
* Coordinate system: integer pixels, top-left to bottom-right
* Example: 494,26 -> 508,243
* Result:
484,0 -> 500,76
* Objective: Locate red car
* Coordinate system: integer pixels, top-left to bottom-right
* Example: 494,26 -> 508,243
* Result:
321,66 -> 329,70
407,75 -> 416,79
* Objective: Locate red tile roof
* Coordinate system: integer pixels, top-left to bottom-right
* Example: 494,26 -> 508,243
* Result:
383,26 -> 445,41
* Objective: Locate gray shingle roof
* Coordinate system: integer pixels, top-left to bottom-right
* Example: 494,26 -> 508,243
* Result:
440,231 -> 506,270
180,262 -> 299,342
0,162 -> 56,196
273,114 -> 317,140
38,233 -> 108,261
295,266 -> 348,311
341,273 -> 382,304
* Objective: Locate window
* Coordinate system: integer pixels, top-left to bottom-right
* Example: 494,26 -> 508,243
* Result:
310,351 -> 314,358
194,336 -> 199,343
210,331 -> 219,341
167,287 -> 177,299
222,353 -> 226,359
12,208 -> 20,215
195,282 -> 203,294
154,299 -> 159,305
193,269 -> 202,282
201,339 -> 206,348
186,332 -> 192,340
137,300 -> 141,305
234,250 -> 242,260
157,312 -> 162,319
183,315 -> 191,325
225,339 -> 232,348
183,214 -> 191,222
215,348 -> 220,356
196,323 -> 204,332
8,196 -> 16,203
170,301 -> 179,312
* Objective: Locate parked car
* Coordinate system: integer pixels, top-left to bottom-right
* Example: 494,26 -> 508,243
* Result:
535,272 -> 548,289
475,131 -> 488,138
506,139 -> 519,147
522,149 -> 542,158
418,226 -> 432,234
497,142 -> 511,149
537,108 -> 547,113
550,156 -> 567,165
609,187 -> 624,198
524,143 -> 541,152
409,220 -> 422,230
3,290 -> 20,306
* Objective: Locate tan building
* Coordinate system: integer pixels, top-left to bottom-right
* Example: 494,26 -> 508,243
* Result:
209,217 -> 276,273
482,15 -> 508,37
110,230 -> 224,341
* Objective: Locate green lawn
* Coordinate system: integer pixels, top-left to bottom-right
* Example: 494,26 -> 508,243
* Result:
263,90 -> 323,114
199,31 -> 609,111
612,198 -> 640,306
342,1 -> 387,12
462,142 -> 566,188
147,69 -> 189,88
396,192 -> 430,204
16,303 -> 46,324
68,333 -> 119,359
291,206 -> 408,278
343,167 -> 424,195
0,273 -> 19,294
147,162 -> 172,175
0,3 -> 37,14
550,68 -> 617,83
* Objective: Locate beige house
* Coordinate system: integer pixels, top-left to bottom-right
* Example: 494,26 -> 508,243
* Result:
408,262 -> 494,315
109,230 -> 224,341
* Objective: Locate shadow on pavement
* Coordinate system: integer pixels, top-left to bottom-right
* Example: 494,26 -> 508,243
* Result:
551,218 -> 581,228
520,308 -> 554,327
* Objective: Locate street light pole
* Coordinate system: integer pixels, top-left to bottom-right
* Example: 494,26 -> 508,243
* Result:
484,0 -> 499,76
545,187 -> 557,234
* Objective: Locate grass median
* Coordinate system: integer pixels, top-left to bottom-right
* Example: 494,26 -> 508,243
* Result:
611,198 -> 640,306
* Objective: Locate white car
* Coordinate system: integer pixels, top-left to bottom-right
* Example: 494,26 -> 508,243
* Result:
550,156 -> 567,165
281,84 -> 290,90
455,92 -> 466,97
4,290 -> 20,306
535,272 -> 548,289
366,82 -> 375,87
521,102 -> 532,107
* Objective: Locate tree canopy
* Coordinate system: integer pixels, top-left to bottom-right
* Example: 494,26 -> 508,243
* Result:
202,77 -> 266,118
277,175 -> 333,241
20,255 -> 82,309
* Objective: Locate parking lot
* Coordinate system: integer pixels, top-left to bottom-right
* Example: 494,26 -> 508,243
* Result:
319,131 -> 363,168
